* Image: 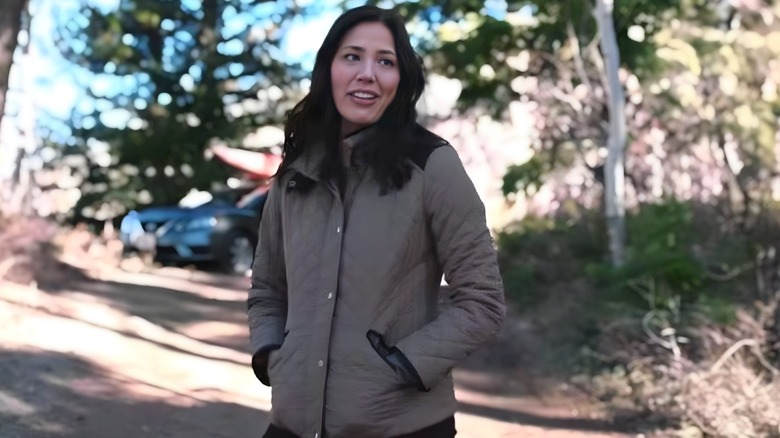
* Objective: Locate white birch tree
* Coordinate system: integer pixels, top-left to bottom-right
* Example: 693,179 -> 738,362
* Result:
594,0 -> 627,266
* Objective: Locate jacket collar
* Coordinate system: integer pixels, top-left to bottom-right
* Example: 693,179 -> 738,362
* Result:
288,125 -> 377,181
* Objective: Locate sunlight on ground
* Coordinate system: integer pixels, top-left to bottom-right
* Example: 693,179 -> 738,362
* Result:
178,320 -> 249,344
1,269 -> 630,438
106,267 -> 250,302
0,281 -> 270,414
40,371 -> 201,409
0,388 -> 36,416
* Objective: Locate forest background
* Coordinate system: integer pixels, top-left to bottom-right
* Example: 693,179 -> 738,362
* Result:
2,0 -> 780,436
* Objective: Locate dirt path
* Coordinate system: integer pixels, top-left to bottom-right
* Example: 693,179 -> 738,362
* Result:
0,266 -> 634,438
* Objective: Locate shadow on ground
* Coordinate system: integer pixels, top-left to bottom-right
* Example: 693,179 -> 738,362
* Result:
3,264 -> 644,437
48,276 -> 251,354
0,349 -> 269,438
153,266 -> 250,291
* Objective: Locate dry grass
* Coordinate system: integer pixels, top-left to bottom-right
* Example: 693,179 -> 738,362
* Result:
0,213 -> 87,288
680,359 -> 780,437
583,307 -> 780,437
678,309 -> 780,437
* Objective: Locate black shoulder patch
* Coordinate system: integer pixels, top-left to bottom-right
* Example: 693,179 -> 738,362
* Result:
286,172 -> 316,194
410,138 -> 449,170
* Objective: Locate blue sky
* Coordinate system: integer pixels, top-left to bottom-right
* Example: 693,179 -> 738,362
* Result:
0,0 -> 510,177
5,0 -> 340,137
0,0 -> 343,177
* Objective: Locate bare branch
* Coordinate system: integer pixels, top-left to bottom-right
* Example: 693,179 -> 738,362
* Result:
567,20 -> 593,93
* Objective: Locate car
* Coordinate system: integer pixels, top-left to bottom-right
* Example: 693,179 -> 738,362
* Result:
120,185 -> 268,275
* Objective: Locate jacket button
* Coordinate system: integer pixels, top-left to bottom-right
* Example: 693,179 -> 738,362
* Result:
318,360 -> 324,367
288,180 -> 297,189
327,292 -> 333,299
336,226 -> 341,233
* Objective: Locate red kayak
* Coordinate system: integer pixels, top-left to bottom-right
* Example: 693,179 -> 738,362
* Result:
210,145 -> 282,180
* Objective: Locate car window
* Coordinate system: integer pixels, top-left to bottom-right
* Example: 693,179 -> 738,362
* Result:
244,193 -> 267,214
236,187 -> 269,213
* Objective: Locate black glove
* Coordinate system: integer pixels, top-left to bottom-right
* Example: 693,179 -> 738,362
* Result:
366,330 -> 429,392
251,345 -> 281,387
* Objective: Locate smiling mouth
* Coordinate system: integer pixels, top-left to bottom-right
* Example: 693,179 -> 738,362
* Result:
349,91 -> 378,100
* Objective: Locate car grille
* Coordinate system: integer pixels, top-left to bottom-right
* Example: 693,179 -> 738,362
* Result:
155,246 -> 179,257
142,221 -> 166,233
192,246 -> 211,255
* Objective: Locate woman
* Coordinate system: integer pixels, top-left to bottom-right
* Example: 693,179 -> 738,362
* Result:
247,5 -> 505,438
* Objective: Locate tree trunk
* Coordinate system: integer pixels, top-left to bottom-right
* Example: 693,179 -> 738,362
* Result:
0,0 -> 27,133
594,0 -> 627,266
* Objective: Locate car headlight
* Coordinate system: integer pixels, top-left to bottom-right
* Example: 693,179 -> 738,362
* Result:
183,216 -> 218,231
120,211 -> 144,238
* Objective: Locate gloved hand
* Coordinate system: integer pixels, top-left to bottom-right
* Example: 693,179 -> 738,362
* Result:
252,346 -> 280,386
367,330 -> 429,392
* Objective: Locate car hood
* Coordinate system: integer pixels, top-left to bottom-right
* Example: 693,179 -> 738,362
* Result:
134,204 -> 241,223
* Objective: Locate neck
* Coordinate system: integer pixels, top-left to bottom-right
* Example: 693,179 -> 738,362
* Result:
340,124 -> 369,140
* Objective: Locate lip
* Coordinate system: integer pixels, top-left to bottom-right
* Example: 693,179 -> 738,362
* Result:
347,90 -> 379,106
348,95 -> 378,106
348,89 -> 379,98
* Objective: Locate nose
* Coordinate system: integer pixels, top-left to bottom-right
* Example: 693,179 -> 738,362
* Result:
356,61 -> 376,83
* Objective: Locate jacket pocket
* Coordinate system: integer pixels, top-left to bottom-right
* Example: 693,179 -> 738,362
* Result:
326,332 -> 414,427
366,329 -> 428,392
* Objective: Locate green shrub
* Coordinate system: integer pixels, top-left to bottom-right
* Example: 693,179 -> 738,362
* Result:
589,201 -> 703,309
587,200 -> 750,324
497,200 -> 751,323
496,210 -> 606,307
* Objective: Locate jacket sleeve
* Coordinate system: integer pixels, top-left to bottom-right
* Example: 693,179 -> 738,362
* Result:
396,146 -> 506,390
247,179 -> 288,385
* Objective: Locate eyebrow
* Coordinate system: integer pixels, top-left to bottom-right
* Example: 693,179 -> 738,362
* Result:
341,45 -> 397,56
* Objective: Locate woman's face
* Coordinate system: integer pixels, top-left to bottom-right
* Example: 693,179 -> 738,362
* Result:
330,21 -> 400,136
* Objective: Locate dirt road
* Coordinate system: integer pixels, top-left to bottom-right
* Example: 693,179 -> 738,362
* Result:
0,266 -> 635,438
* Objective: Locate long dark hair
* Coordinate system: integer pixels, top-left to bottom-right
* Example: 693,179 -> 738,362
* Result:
279,5 -> 435,192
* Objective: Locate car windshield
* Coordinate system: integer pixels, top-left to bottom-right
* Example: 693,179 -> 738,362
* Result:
178,190 -> 215,208
177,186 -> 258,208
236,185 -> 269,210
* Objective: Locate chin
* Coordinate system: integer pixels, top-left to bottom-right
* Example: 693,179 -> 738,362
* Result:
345,118 -> 377,129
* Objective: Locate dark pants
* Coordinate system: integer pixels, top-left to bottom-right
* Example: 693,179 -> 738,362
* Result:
263,416 -> 456,438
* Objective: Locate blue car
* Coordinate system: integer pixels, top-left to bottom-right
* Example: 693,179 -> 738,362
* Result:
120,186 -> 267,274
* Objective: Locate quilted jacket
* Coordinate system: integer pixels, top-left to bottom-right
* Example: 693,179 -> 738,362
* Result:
247,128 -> 505,438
